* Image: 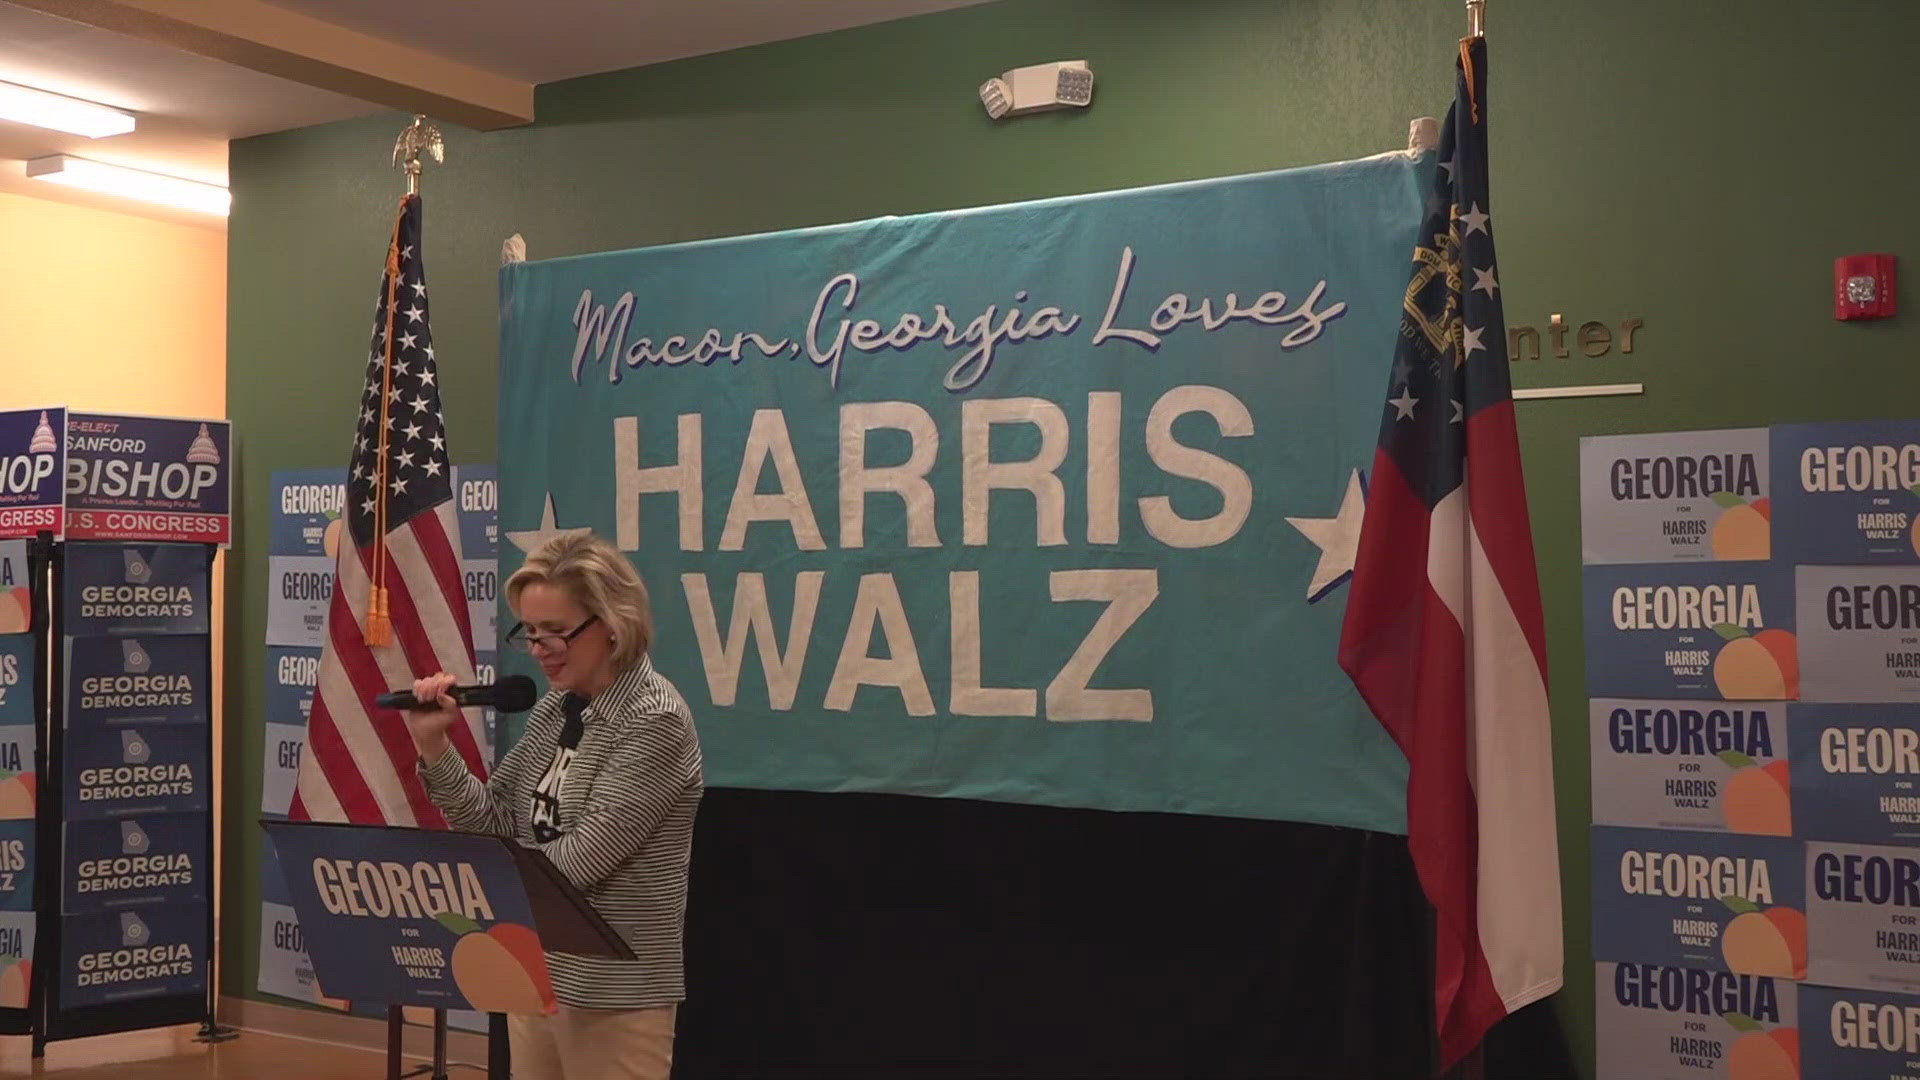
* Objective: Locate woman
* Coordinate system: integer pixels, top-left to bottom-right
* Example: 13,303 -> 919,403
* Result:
404,531 -> 703,1080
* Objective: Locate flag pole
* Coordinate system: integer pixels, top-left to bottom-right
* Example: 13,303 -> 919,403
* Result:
383,113 -> 462,1080
1466,0 -> 1484,38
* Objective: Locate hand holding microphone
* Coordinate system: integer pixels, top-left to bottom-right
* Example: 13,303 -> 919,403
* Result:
387,672 -> 536,763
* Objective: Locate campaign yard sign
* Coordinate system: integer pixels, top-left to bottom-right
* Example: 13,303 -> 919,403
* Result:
62,542 -> 210,638
1796,566 -> 1920,702
60,905 -> 205,1007
1589,698 -> 1790,835
1792,703 -> 1920,844
1583,563 -> 1798,701
64,413 -> 230,545
1594,961 -> 1799,1080
264,824 -> 556,1016
0,408 -> 65,539
1591,826 -> 1806,980
63,635 -> 209,730
62,724 -> 207,823
1580,428 -> 1771,565
1808,841 -> 1920,993
62,815 -> 205,915
1773,419 -> 1920,565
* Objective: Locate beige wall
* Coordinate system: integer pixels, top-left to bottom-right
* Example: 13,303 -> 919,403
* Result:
0,190 -> 225,417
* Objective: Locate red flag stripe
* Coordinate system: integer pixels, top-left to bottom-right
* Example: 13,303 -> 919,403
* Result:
381,518 -> 486,768
1464,400 -> 1548,678
316,548 -> 443,827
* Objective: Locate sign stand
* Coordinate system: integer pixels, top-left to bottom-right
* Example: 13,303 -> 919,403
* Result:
0,408 -> 235,1056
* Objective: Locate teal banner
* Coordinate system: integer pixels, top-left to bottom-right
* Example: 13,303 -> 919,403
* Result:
497,156 -> 1428,832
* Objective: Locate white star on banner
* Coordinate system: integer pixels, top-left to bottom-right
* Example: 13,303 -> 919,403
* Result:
1472,267 -> 1499,296
1460,203 -> 1490,235
506,492 -> 592,554
1390,388 -> 1418,420
1286,470 -> 1367,602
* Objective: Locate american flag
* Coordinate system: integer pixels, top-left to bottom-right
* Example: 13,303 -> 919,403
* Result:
1337,37 -> 1562,1068
291,194 -> 489,827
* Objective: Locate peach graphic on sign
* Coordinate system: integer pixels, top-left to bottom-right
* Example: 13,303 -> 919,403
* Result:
1713,627 -> 1798,700
1709,493 -> 1771,560
322,511 -> 344,558
1722,1012 -> 1798,1080
0,770 -> 36,821
1719,753 -> 1791,836
440,913 -> 553,1014
1910,485 -> 1920,558
0,960 -> 29,1008
1720,897 -> 1806,980
0,589 -> 29,635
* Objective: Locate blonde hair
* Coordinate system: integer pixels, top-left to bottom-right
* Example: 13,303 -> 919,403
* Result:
505,532 -> 653,668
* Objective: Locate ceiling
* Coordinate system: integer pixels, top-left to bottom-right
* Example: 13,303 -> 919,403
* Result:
0,0 -> 991,230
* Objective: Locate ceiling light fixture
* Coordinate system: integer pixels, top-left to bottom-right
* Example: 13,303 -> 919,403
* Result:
26,155 -> 229,216
0,81 -> 135,138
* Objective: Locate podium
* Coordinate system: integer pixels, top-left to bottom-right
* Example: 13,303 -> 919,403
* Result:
261,820 -> 634,1079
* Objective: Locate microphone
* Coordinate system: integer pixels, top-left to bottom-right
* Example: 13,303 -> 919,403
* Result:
376,675 -> 539,714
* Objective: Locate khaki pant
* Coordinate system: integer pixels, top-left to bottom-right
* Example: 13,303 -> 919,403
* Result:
508,1003 -> 676,1080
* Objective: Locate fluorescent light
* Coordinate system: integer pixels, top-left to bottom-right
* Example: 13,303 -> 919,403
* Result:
0,81 -> 134,138
26,155 -> 229,216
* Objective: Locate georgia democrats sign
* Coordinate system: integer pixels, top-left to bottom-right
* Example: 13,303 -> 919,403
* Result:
498,155 -> 1432,832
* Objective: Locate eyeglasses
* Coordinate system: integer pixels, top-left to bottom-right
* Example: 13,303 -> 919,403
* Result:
503,615 -> 600,655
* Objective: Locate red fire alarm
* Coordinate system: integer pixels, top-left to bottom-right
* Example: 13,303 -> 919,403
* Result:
1835,253 -> 1897,320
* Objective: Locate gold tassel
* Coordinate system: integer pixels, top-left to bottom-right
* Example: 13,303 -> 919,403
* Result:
366,585 -> 392,646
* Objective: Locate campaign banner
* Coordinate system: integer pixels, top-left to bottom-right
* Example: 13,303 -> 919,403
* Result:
261,723 -> 305,819
1579,428 -> 1771,565
1588,698 -> 1790,835
0,725 -> 32,822
256,840 -> 346,1009
1808,840 -> 1920,993
497,155 -> 1432,828
1594,961 -> 1799,1080
0,540 -> 28,633
63,723 -> 208,822
1582,562 -> 1799,700
1773,419 -> 1920,565
1797,565 -> 1920,702
61,904 -> 207,1007
264,823 -> 556,1014
0,408 -> 65,539
265,647 -> 320,727
1591,826 -> 1806,979
1801,983 -> 1920,1080
64,635 -> 210,730
261,647 -> 317,817
63,814 -> 204,915
462,560 -> 498,654
0,636 -> 31,726
1792,703 -> 1920,844
270,469 -> 347,558
265,556 -> 334,648
0,911 -> 32,1008
62,542 -> 210,637
64,412 -> 230,545
453,465 -> 497,560
0,820 -> 32,913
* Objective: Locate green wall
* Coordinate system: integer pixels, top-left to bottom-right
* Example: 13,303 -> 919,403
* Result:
225,0 -> 1920,1073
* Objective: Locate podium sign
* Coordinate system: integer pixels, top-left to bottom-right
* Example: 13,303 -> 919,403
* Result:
263,823 -> 563,1015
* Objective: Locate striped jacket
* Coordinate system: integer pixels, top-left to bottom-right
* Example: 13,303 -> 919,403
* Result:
419,655 -> 703,1010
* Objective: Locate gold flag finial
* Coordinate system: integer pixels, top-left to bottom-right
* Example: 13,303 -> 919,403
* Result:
391,114 -> 445,196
